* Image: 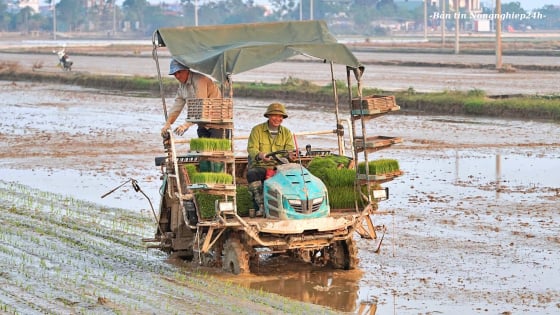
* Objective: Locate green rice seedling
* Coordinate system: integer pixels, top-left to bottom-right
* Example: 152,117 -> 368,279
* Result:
307,155 -> 351,176
236,185 -> 252,216
322,168 -> 355,188
184,164 -> 197,178
190,138 -> 231,152
307,156 -> 339,178
307,156 -> 358,209
308,156 -> 354,179
327,186 -> 356,210
358,159 -> 400,175
195,190 -> 250,218
194,193 -> 221,219
191,172 -> 233,184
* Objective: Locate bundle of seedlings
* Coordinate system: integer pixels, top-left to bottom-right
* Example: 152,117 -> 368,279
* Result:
194,193 -> 222,219
185,164 -> 251,218
191,172 -> 233,184
307,155 -> 355,209
306,154 -> 351,179
184,163 -> 232,184
234,185 -> 252,216
195,186 -> 252,219
357,159 -> 400,175
189,139 -> 230,173
185,164 -> 197,178
308,156 -> 396,209
190,138 -> 231,151
322,168 -> 357,210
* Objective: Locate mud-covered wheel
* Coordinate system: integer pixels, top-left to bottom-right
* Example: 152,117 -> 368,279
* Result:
329,237 -> 359,270
197,233 -> 223,268
288,249 -> 312,263
222,238 -> 250,274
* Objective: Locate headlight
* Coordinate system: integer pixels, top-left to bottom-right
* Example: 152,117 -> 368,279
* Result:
312,197 -> 323,205
288,199 -> 302,206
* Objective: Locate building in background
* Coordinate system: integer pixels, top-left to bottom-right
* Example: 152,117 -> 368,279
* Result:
433,0 -> 482,12
18,0 -> 41,13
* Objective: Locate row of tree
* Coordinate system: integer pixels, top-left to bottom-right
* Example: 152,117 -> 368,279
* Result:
0,0 -> 558,36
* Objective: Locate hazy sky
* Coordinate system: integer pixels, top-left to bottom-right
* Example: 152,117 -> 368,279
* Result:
135,0 -> 556,11
482,0 -> 557,10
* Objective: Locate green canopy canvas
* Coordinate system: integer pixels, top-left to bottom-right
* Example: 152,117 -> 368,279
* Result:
154,20 -> 363,83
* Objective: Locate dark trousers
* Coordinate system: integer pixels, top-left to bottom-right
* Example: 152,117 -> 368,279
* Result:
247,167 -> 267,184
197,126 -> 230,139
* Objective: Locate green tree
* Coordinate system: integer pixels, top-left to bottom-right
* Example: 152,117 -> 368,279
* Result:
533,5 -> 560,30
143,5 -> 176,32
122,0 -> 149,31
350,3 -> 376,33
222,0 -> 267,24
14,6 -> 34,33
0,0 -> 12,31
501,1 -> 527,30
55,0 -> 87,31
198,1 -> 230,25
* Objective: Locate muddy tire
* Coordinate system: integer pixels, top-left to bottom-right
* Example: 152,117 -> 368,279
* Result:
197,233 -> 223,268
288,249 -> 312,263
222,238 -> 250,275
329,237 -> 359,270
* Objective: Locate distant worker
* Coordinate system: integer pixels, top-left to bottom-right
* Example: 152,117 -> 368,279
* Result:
161,59 -> 222,138
246,103 -> 295,216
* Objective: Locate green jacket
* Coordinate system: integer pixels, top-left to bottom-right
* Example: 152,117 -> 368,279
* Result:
247,121 -> 294,168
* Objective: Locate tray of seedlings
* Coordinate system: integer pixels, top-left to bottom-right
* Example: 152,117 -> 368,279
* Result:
184,164 -> 236,196
354,136 -> 403,153
351,95 -> 400,117
355,159 -> 403,183
306,156 -> 401,212
187,138 -> 234,161
186,98 -> 234,122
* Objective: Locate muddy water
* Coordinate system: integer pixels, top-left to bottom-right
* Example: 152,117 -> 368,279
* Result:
2,51 -> 560,95
1,81 -> 559,314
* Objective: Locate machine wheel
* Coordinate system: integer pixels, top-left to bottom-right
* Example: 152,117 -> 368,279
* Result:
197,233 -> 223,268
329,237 -> 359,270
222,238 -> 250,275
288,248 -> 312,263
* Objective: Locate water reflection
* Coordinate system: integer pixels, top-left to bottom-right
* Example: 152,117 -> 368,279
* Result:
455,152 -> 503,199
451,150 -> 558,201
496,154 -> 502,199
219,256 -> 376,313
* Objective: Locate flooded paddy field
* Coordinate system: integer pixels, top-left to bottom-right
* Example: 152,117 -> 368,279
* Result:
1,80 -> 559,314
1,50 -> 559,95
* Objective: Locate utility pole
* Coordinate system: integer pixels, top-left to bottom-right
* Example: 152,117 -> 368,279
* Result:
112,0 -> 116,35
424,0 -> 428,40
53,0 -> 56,40
300,0 -> 302,21
310,0 -> 313,20
495,0 -> 502,69
441,0 -> 446,47
454,0 -> 459,54
195,0 -> 199,26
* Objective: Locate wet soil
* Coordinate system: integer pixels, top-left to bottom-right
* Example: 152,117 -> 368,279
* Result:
1,45 -> 560,95
1,42 -> 559,314
1,79 -> 559,314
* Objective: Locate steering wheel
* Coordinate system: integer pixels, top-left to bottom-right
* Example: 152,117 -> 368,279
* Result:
265,150 -> 290,164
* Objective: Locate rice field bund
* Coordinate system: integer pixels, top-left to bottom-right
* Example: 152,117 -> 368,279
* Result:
1,64 -> 559,313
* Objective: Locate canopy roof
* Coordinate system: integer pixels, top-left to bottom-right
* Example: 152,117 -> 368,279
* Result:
155,20 -> 363,83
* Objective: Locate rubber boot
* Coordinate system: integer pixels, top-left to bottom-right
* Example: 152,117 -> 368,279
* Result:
248,181 -> 265,217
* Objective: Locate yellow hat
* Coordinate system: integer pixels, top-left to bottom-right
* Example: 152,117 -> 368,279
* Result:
264,102 -> 288,118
